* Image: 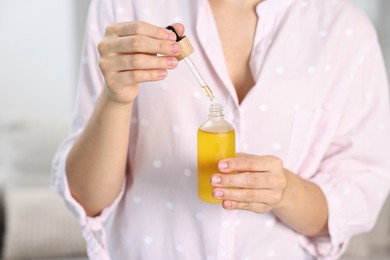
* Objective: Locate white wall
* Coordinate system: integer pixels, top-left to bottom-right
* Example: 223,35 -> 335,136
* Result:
351,0 -> 390,76
0,0 -> 78,121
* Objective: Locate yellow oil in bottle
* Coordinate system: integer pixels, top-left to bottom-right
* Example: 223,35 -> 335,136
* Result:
197,103 -> 235,204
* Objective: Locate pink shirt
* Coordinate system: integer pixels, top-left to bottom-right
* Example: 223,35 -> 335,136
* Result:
52,0 -> 390,259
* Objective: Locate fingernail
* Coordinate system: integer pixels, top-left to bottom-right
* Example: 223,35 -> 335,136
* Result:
170,43 -> 180,53
218,161 -> 228,170
167,57 -> 177,67
168,32 -> 177,41
223,201 -> 233,209
214,190 -> 224,198
211,175 -> 222,184
158,70 -> 168,78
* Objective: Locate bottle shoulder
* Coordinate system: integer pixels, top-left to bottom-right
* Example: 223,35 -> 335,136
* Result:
198,118 -> 235,133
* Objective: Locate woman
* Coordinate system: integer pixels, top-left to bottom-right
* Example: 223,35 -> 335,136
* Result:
53,0 -> 390,259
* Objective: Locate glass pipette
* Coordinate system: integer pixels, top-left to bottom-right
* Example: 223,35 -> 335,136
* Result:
183,56 -> 214,101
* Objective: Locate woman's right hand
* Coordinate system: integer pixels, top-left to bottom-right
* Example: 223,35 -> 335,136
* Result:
98,22 -> 184,104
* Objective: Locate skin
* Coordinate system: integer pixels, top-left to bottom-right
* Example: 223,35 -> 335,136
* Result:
66,0 -> 329,238
209,0 -> 257,103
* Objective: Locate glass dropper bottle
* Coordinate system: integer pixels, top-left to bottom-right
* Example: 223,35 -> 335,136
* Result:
197,103 -> 236,203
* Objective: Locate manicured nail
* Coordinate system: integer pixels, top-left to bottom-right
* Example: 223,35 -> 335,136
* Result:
158,70 -> 168,78
223,201 -> 233,209
168,32 -> 177,41
214,190 -> 224,198
170,43 -> 180,53
218,161 -> 228,170
167,57 -> 177,67
211,175 -> 222,184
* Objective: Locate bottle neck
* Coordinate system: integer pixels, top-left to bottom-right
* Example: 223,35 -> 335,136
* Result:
208,114 -> 224,120
208,103 -> 224,119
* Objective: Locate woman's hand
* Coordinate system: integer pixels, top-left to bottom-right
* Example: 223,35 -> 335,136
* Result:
98,22 -> 184,104
211,153 -> 288,213
211,153 -> 329,236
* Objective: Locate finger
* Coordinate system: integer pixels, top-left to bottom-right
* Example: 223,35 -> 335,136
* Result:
213,188 -> 282,204
106,21 -> 177,41
100,54 -> 178,72
218,154 -> 283,173
211,172 -> 277,189
222,200 -> 272,213
100,35 -> 180,56
170,23 -> 185,37
106,69 -> 168,88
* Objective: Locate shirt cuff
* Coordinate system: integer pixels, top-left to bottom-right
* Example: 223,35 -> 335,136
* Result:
297,174 -> 349,260
51,131 -> 125,259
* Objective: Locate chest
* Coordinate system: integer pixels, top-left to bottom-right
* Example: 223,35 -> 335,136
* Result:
210,7 -> 257,61
208,1 -> 259,102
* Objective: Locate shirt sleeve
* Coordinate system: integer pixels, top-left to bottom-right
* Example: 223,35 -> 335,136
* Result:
51,0 -> 127,258
298,37 -> 390,259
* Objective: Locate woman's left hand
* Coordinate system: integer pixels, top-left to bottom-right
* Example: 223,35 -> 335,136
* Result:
211,153 -> 288,213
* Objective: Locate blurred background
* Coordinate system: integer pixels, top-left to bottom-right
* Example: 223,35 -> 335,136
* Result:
0,0 -> 389,259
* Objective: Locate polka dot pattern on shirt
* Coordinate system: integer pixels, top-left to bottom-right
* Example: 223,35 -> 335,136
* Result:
265,217 -> 276,228
259,104 -> 269,112
196,212 -> 204,221
272,143 -> 282,151
141,119 -> 149,126
293,104 -> 301,111
184,169 -> 192,177
193,90 -> 202,99
172,126 -> 181,133
343,187 -> 351,196
174,16 -> 182,22
143,8 -> 151,15
345,28 -> 354,37
165,201 -> 174,210
268,250 -> 276,258
319,30 -> 327,38
153,160 -> 162,168
176,244 -> 184,252
276,67 -> 285,75
307,66 -> 316,74
144,236 -> 153,245
89,24 -> 98,32
133,196 -> 142,204
116,7 -> 124,14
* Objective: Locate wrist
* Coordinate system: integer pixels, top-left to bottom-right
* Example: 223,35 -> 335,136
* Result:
274,170 -> 301,212
101,87 -> 135,111
272,170 -> 329,236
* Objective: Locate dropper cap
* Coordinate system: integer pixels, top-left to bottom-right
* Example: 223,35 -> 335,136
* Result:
176,36 -> 194,61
